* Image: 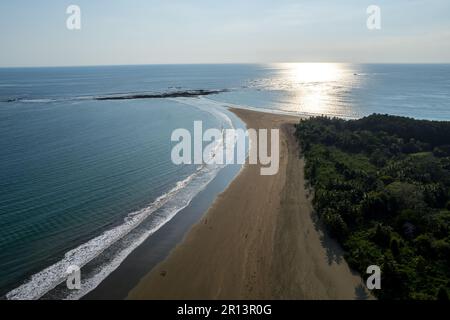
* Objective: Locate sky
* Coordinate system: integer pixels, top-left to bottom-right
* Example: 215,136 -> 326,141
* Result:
0,0 -> 449,67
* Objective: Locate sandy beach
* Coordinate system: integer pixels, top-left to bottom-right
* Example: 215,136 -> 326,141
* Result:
128,108 -> 367,300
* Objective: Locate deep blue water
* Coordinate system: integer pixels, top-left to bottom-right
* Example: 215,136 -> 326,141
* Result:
0,63 -> 449,299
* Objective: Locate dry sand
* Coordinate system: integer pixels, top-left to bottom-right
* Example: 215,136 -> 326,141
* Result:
128,108 -> 368,300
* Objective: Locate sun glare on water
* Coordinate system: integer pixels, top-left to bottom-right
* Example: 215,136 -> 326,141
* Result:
275,63 -> 348,116
286,62 -> 343,83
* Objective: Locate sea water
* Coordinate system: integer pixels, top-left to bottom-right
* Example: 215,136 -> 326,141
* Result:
1,63 -> 449,299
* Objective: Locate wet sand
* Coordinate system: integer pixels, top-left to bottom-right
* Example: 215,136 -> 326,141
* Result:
128,108 -> 367,300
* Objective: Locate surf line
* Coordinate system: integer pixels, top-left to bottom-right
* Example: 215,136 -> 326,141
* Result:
171,120 -> 280,176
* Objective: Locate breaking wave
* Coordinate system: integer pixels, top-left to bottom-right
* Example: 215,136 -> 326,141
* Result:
6,99 -> 238,300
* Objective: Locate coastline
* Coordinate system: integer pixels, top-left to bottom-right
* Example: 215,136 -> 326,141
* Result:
81,108 -> 246,300
128,108 -> 368,300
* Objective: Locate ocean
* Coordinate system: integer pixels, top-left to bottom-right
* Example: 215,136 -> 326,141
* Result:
1,63 -> 449,299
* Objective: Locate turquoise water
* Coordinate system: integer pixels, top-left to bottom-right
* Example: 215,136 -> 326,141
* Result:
0,98 -> 230,299
1,64 -> 450,299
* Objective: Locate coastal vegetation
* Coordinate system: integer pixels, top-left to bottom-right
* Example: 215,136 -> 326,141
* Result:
295,114 -> 450,300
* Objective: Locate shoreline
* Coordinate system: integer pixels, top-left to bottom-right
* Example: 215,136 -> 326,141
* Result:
82,109 -> 246,300
82,164 -> 243,300
128,108 -> 368,300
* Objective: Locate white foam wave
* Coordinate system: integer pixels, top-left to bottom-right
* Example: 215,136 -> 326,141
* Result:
6,171 -> 195,300
6,101 -> 238,300
20,99 -> 57,103
64,164 -> 221,300
180,96 -> 359,120
175,96 -> 300,117
171,97 -> 235,127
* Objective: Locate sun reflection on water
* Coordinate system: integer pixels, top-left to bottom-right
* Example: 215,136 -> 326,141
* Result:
285,62 -> 343,83
273,63 -> 351,116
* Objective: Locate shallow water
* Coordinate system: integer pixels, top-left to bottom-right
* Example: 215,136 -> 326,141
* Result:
1,63 -> 449,298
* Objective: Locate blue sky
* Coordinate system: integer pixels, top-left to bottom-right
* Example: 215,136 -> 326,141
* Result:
0,0 -> 449,67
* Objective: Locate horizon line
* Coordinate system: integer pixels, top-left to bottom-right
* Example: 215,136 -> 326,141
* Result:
1,61 -> 450,69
